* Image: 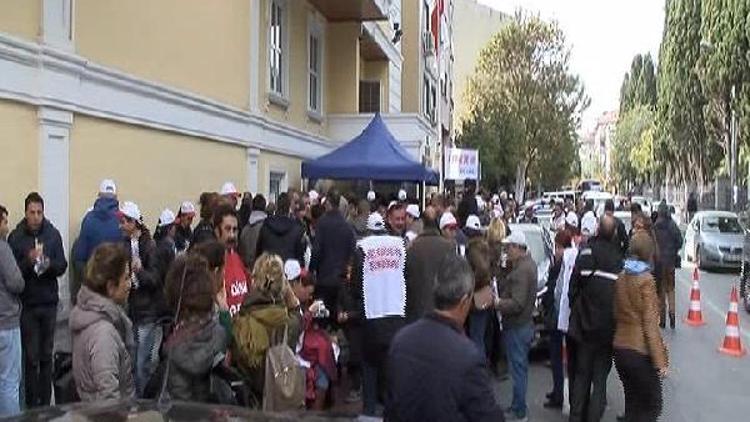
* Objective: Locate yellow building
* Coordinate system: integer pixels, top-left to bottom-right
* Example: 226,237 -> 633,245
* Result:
453,0 -> 509,134
0,0 -> 446,310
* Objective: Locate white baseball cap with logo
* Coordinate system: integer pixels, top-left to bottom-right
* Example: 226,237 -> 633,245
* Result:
220,182 -> 240,197
284,259 -> 302,281
502,230 -> 528,247
367,212 -> 387,232
406,204 -> 420,219
466,214 -> 482,231
118,201 -> 141,221
439,212 -> 458,230
158,209 -> 177,227
99,179 -> 117,196
180,201 -> 196,216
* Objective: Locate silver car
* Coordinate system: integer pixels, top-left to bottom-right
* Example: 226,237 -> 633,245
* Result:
685,211 -> 745,270
507,223 -> 553,291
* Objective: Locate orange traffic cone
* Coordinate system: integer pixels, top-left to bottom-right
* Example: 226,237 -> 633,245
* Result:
685,268 -> 706,326
718,286 -> 746,357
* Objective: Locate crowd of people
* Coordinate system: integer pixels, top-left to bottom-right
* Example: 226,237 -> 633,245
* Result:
0,178 -> 682,422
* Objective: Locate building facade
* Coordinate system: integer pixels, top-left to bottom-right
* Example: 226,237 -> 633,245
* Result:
0,0 -> 449,309
452,0 -> 508,135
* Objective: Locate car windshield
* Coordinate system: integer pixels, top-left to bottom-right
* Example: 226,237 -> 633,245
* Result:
702,216 -> 743,234
519,228 -> 546,265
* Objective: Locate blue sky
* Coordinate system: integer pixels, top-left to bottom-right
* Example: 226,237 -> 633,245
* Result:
477,0 -> 665,133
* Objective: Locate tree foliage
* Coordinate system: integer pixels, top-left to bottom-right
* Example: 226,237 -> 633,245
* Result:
655,0 -> 720,188
458,13 -> 588,199
620,54 -> 657,114
612,105 -> 656,190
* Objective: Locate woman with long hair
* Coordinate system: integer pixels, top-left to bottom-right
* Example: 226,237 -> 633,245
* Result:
232,253 -> 290,397
162,254 -> 230,402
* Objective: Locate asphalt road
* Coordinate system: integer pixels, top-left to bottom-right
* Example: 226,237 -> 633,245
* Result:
500,262 -> 750,422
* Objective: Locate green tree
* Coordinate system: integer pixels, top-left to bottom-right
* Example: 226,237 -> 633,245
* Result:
458,13 -> 588,199
699,0 -> 750,177
612,105 -> 656,190
619,53 -> 657,114
656,0 -> 719,188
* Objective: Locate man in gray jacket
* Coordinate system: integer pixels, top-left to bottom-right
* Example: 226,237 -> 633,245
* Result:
0,205 -> 25,416
495,230 -> 537,422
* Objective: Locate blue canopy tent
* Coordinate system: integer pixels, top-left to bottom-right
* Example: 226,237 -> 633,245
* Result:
302,114 -> 438,184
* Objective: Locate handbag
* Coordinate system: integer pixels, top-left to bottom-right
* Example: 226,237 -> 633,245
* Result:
262,326 -> 306,412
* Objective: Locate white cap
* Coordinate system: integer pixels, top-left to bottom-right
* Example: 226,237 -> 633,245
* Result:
220,182 -> 239,197
502,230 -> 527,247
158,209 -> 176,227
406,204 -> 420,219
367,190 -> 376,202
565,212 -> 579,228
367,212 -> 387,232
99,179 -> 117,196
581,212 -> 598,236
284,259 -> 302,281
308,190 -> 319,202
179,201 -> 196,216
398,189 -> 407,201
439,212 -> 458,230
466,214 -> 482,231
388,200 -> 398,210
118,201 -> 141,221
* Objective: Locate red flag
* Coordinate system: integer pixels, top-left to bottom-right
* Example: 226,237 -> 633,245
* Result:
430,0 -> 444,55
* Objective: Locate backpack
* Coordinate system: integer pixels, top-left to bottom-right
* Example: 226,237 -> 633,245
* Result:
262,326 -> 305,412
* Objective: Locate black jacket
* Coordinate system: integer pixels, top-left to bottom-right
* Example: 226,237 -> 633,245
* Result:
653,216 -> 683,268
8,218 -> 68,307
568,236 -> 624,345
151,237 -> 177,317
310,210 -> 356,287
457,195 -> 479,228
255,214 -> 305,263
614,216 -> 629,255
386,313 -> 505,422
174,225 -> 192,254
124,233 -> 165,323
191,220 -> 215,248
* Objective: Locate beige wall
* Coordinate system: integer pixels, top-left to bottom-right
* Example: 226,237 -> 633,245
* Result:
70,116 -> 246,235
362,60 -> 389,112
258,151 -> 302,198
400,0 -> 420,114
453,0 -> 508,131
326,22 -> 360,114
260,1 -> 327,134
0,0 -> 40,41
75,0 -> 250,109
0,100 -> 38,221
